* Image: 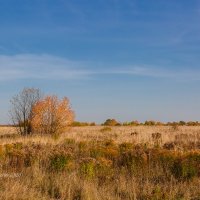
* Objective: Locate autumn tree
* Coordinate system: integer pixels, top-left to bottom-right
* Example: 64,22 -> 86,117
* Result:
10,88 -> 41,135
31,95 -> 74,135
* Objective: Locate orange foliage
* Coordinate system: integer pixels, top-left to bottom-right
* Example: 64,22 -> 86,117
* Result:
32,96 -> 74,135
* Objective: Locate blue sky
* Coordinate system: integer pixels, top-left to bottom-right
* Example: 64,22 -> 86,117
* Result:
1,0 -> 200,124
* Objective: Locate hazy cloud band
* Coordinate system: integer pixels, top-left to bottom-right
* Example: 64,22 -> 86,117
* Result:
0,54 -> 199,81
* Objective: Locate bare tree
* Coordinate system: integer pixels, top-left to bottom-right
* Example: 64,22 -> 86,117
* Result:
10,88 -> 42,135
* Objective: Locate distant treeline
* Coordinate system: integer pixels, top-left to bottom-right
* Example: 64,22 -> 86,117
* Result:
103,119 -> 200,126
70,121 -> 96,127
0,124 -> 17,127
70,119 -> 200,127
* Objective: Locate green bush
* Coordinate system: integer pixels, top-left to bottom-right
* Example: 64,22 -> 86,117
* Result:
119,143 -> 133,153
50,153 -> 72,172
170,153 -> 200,180
119,151 -> 147,175
80,158 -> 95,178
90,146 -> 104,159
172,161 -> 197,179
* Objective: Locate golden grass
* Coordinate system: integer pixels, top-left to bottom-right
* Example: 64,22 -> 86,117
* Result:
1,125 -> 200,147
0,126 -> 200,199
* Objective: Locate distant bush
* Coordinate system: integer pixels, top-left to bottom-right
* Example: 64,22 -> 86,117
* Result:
144,120 -> 156,126
103,119 -> 119,126
71,121 -> 96,127
186,121 -> 200,126
130,120 -> 140,126
179,121 -> 186,126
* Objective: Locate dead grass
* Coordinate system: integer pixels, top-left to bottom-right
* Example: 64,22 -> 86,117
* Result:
0,126 -> 200,199
1,125 -> 200,147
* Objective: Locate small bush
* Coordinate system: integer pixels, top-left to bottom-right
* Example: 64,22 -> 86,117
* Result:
78,141 -> 88,152
13,142 -> 23,150
100,127 -> 112,133
171,154 -> 200,180
103,119 -> 119,126
171,159 -> 198,180
80,158 -> 95,178
163,142 -> 176,150
119,143 -> 134,153
96,157 -> 113,181
119,151 -> 147,175
4,144 -> 14,154
90,146 -> 104,159
50,153 -> 72,172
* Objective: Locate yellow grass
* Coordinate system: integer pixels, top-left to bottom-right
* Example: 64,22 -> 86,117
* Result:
0,126 -> 200,199
0,125 -> 200,146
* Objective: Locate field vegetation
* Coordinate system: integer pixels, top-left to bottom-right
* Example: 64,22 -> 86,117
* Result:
0,125 -> 200,199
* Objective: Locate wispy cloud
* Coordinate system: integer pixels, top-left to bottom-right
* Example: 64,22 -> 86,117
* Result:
0,54 -> 200,81
109,66 -> 200,81
0,54 -> 93,81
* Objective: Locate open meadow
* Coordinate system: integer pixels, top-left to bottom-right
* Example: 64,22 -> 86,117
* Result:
0,125 -> 200,199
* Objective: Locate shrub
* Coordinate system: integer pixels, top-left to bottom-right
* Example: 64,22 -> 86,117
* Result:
103,147 -> 119,161
171,153 -> 200,180
78,141 -> 89,156
145,120 -> 156,126
80,158 -> 95,178
171,159 -> 198,180
130,120 -> 140,126
154,150 -> 177,171
103,119 -> 119,126
96,157 -> 114,182
4,144 -> 14,154
119,143 -> 134,153
13,142 -> 23,150
32,96 -> 74,135
100,127 -> 112,133
163,142 -> 176,150
71,121 -> 89,127
49,153 -> 72,172
90,146 -> 104,159
119,150 -> 147,175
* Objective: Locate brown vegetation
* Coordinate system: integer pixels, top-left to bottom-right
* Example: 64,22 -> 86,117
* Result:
10,88 -> 74,136
0,126 -> 200,199
32,95 -> 74,135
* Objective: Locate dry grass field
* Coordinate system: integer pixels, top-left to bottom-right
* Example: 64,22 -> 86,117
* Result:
1,125 -> 200,148
0,126 -> 200,199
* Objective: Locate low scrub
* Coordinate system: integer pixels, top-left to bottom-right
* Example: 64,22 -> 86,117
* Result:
0,140 -> 200,199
